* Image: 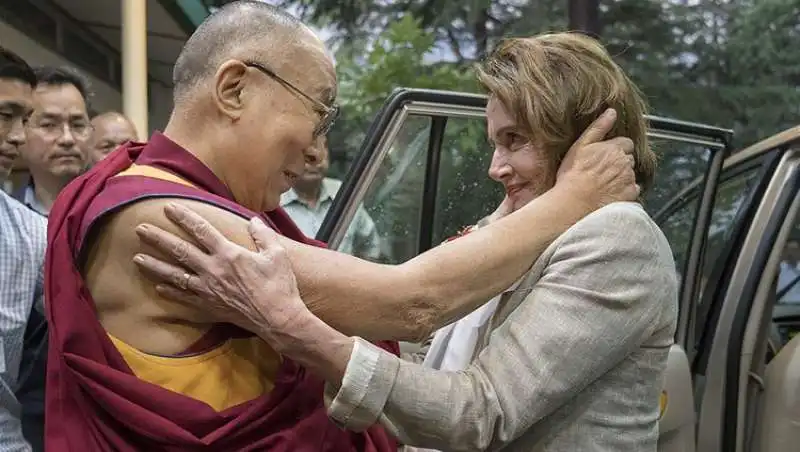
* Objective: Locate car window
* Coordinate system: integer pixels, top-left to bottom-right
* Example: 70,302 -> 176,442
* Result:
335,115 -> 431,264
697,164 -> 763,295
648,141 -> 713,283
433,117 -> 502,244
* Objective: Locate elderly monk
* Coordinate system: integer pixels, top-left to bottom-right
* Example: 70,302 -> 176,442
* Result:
86,111 -> 137,165
46,2 -> 637,451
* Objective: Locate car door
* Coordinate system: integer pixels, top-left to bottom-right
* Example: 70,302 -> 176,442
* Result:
318,88 -> 733,449
688,127 -> 800,452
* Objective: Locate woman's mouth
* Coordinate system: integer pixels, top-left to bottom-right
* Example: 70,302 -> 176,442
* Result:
505,183 -> 528,197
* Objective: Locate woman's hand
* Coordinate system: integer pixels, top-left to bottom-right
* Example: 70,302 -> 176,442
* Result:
133,204 -> 311,347
556,108 -> 640,208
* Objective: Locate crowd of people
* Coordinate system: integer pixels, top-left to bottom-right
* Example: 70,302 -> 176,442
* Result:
0,1 -> 678,451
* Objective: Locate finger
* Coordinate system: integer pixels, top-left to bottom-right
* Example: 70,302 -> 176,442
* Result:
572,108 -> 618,149
248,217 -> 279,253
136,223 -> 209,269
133,253 -> 204,293
164,203 -> 228,253
607,136 -> 634,155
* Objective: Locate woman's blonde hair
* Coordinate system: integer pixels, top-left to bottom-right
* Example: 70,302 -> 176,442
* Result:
475,32 -> 656,192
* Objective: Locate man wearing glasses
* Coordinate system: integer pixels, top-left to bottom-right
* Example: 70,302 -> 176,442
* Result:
14,66 -> 90,217
11,66 -> 90,452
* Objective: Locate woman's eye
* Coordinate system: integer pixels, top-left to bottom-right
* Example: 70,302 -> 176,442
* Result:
507,133 -> 526,148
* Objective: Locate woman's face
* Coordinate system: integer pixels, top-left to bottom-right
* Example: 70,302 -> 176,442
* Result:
486,97 -> 554,212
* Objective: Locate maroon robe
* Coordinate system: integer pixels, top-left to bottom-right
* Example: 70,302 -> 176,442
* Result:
45,132 -> 399,451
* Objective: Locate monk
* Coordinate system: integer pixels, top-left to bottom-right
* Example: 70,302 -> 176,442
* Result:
45,1 -> 638,450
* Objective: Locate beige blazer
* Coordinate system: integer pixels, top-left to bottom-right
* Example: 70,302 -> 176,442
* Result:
325,202 -> 679,451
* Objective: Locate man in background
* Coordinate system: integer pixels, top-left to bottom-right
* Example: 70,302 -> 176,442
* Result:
281,135 -> 384,260
86,111 -> 137,166
14,66 -> 90,216
12,65 -> 90,452
0,45 -> 46,452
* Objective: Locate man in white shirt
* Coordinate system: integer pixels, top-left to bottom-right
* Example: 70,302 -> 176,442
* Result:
281,135 -> 384,260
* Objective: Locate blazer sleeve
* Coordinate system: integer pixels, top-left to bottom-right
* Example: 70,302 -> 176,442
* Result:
325,204 -> 677,451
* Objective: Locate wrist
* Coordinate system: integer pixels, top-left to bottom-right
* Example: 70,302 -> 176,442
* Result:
265,312 -> 355,384
550,182 -> 594,216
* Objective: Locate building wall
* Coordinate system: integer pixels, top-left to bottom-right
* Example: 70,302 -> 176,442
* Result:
0,18 -> 122,113
0,19 -> 173,194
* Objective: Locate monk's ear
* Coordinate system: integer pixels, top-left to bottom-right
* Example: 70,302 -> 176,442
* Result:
213,60 -> 248,120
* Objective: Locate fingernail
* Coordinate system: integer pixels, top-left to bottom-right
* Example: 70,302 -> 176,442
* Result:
604,108 -> 616,119
133,254 -> 144,264
135,224 -> 149,234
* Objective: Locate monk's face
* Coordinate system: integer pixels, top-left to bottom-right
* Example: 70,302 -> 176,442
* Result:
24,83 -> 89,182
88,113 -> 137,165
0,77 -> 33,181
213,28 -> 337,212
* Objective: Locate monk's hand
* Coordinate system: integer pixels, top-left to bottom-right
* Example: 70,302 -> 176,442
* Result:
555,108 -> 639,209
133,204 -> 311,341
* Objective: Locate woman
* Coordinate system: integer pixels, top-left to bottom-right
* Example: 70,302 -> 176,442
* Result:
136,33 -> 676,451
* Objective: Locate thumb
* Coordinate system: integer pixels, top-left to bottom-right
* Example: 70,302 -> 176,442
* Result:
571,108 -> 617,150
249,217 -> 278,252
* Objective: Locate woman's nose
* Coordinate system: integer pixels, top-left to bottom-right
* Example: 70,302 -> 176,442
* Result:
488,156 -> 512,181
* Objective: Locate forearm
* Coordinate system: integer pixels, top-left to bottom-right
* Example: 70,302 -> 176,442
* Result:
283,185 -> 590,342
266,313 -> 353,386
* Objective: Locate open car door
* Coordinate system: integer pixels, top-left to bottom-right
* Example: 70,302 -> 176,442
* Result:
318,88 -> 734,451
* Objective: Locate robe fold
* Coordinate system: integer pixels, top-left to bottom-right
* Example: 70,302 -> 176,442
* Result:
45,132 -> 399,451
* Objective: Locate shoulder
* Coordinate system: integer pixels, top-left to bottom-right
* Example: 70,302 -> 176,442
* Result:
556,202 -> 667,252
0,190 -> 47,247
112,197 -> 256,251
0,191 -> 46,274
545,202 -> 676,291
324,178 -> 343,196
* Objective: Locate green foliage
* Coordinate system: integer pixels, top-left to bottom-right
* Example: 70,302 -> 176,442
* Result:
328,15 -> 479,177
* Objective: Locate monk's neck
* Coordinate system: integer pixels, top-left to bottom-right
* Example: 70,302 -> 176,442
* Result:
161,123 -> 227,182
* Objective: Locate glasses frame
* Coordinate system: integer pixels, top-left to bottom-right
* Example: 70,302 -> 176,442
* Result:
243,61 -> 339,137
29,119 -> 93,141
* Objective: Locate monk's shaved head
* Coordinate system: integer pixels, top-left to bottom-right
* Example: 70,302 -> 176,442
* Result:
164,1 -> 337,213
172,1 -> 323,103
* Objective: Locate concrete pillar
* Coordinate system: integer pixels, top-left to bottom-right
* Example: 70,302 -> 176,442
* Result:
122,0 -> 148,139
